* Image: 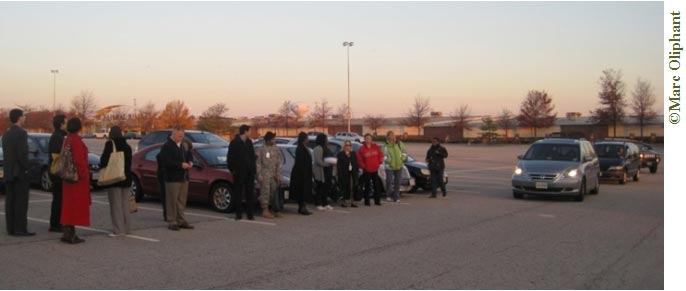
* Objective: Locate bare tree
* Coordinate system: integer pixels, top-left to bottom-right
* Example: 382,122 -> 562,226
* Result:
497,108 -> 517,142
403,95 -> 431,136
335,103 -> 351,126
590,69 -> 627,137
135,102 -> 159,134
631,78 -> 657,140
196,103 -> 232,135
157,100 -> 194,129
309,99 -> 332,131
450,104 -> 473,138
69,90 -> 98,126
517,90 -> 556,138
480,116 -> 498,142
278,100 -> 296,136
363,114 -> 387,136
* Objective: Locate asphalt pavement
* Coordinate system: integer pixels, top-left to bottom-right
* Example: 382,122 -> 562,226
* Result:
0,140 -> 664,289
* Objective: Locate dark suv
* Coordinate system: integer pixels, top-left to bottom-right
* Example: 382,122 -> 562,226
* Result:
593,141 -> 641,184
136,130 -> 229,152
636,142 -> 661,173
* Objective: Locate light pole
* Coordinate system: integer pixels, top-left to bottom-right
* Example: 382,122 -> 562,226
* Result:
50,69 -> 59,111
342,41 -> 354,133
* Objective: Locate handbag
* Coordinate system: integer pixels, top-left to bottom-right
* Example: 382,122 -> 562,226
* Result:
97,140 -> 126,186
57,138 -> 79,183
129,193 -> 138,213
50,153 -> 60,175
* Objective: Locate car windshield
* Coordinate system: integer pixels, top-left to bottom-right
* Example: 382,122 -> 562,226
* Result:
197,147 -> 228,167
523,144 -> 580,162
594,144 -> 625,158
187,132 -> 229,147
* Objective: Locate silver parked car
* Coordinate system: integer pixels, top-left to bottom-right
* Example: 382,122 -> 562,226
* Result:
511,138 -> 600,202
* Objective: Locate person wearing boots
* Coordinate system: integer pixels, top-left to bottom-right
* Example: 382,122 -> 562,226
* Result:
426,137 -> 448,197
290,132 -> 313,215
60,118 -> 91,243
227,125 -> 257,221
337,140 -> 359,208
357,134 -> 384,206
48,114 -> 67,233
256,131 -> 283,218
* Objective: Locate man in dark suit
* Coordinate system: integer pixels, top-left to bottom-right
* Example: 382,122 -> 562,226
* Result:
226,125 -> 257,220
2,109 -> 35,236
158,126 -> 194,231
47,114 -> 67,232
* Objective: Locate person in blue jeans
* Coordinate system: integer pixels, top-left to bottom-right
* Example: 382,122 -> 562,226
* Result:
382,131 -> 407,202
426,137 -> 448,198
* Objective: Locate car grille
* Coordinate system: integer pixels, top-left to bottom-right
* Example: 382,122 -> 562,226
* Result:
516,186 -> 574,193
528,173 -> 558,181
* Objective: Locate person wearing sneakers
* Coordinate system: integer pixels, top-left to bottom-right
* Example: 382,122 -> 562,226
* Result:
313,134 -> 334,211
357,133 -> 384,206
382,131 -> 407,203
256,131 -> 283,219
426,137 -> 448,198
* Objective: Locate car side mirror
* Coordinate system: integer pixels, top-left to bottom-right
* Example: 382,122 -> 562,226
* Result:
517,155 -> 523,160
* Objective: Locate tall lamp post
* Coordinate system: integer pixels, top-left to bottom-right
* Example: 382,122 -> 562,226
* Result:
50,69 -> 59,111
342,41 -> 354,133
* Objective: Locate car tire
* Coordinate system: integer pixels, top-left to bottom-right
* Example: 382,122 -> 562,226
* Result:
408,185 -> 419,193
633,169 -> 640,182
131,176 -> 144,202
512,191 -> 524,199
650,165 -> 658,174
210,182 -> 232,213
574,179 -> 586,202
40,168 -> 53,191
619,170 -> 627,185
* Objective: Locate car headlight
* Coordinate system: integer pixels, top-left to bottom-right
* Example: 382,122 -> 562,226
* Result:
420,169 -> 430,176
514,167 -> 523,175
639,153 -> 644,159
567,169 -> 578,177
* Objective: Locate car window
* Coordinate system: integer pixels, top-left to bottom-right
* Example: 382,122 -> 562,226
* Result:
144,148 -> 161,161
523,144 -> 580,162
593,144 -> 625,158
197,147 -> 228,167
187,132 -> 229,147
27,138 -> 38,153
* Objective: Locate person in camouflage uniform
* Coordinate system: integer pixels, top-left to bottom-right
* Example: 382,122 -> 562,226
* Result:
256,132 -> 283,219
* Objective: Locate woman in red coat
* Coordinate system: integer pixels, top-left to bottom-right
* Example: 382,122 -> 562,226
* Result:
61,118 -> 91,244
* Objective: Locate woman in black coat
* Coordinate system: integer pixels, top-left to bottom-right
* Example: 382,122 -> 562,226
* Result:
99,126 -> 133,236
290,132 -> 313,215
337,140 -> 359,207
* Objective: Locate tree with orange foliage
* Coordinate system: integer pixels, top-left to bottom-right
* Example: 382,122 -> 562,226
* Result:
156,100 -> 194,129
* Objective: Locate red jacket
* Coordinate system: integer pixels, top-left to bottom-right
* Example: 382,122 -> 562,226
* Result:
61,134 -> 91,226
357,143 -> 383,173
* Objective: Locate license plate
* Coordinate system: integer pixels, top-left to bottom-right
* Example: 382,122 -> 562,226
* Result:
646,162 -> 653,166
535,182 -> 548,189
409,179 -> 415,186
284,190 -> 289,200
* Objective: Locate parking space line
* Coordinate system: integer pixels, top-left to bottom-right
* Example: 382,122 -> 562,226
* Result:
0,211 -> 159,242
386,202 -> 411,205
328,209 -> 351,214
238,220 -> 277,226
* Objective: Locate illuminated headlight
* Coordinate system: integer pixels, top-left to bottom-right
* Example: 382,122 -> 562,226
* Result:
420,169 -> 430,176
567,169 -> 578,177
514,167 -> 523,175
609,166 -> 624,171
639,154 -> 644,159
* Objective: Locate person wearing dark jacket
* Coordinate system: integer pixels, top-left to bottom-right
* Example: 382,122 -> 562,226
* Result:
158,126 -> 194,231
226,125 -> 257,220
426,137 -> 448,197
99,126 -> 133,236
156,152 -> 167,221
337,140 -> 359,208
2,109 -> 34,236
47,114 -> 67,232
290,132 -> 313,215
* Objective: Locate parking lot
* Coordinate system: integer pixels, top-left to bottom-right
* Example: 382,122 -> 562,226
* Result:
0,140 -> 663,289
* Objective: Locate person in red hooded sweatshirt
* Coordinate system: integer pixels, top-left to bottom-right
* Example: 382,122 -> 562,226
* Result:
356,133 -> 384,206
60,118 -> 91,244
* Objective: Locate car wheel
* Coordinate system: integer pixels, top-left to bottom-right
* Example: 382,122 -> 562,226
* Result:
619,170 -> 627,185
512,191 -> 524,199
210,182 -> 232,213
408,185 -> 419,193
633,169 -> 640,182
574,179 -> 586,202
41,169 -> 53,191
131,176 -> 144,202
650,164 -> 658,174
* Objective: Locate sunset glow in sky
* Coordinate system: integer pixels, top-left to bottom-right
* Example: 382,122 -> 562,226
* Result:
0,1 -> 664,118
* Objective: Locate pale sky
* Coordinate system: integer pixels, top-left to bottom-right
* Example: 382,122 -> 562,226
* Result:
0,1 -> 664,118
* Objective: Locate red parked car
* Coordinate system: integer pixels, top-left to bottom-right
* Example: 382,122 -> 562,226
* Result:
130,143 -> 237,212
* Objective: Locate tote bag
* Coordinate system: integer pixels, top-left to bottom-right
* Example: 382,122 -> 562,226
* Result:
97,140 -> 126,186
57,138 -> 79,183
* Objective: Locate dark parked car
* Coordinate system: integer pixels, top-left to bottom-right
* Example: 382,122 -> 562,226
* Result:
135,130 -> 229,152
0,133 -> 101,191
636,142 -> 661,173
403,154 -> 448,193
124,131 -> 142,140
593,141 -> 641,184
130,143 -> 238,212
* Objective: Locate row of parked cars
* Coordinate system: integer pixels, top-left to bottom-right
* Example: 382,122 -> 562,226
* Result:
511,138 -> 661,202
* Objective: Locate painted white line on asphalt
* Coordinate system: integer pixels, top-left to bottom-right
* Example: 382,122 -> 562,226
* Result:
90,200 -> 231,221
124,234 -> 160,242
445,166 -> 513,174
0,211 -> 159,242
328,209 -> 351,214
238,220 -> 277,226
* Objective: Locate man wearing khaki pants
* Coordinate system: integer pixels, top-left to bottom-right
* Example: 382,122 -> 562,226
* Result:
158,126 -> 194,231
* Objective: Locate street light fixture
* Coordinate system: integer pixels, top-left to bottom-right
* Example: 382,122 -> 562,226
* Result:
342,41 -> 354,133
50,69 -> 59,111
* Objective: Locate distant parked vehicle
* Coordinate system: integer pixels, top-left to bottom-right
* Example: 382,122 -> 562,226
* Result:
82,133 -> 96,139
94,128 -> 109,139
334,132 -> 363,143
594,141 -> 641,184
636,142 -> 661,173
512,138 -> 600,202
135,129 -> 229,152
124,131 -> 142,140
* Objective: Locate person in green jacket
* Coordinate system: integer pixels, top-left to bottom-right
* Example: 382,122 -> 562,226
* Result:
382,131 -> 407,202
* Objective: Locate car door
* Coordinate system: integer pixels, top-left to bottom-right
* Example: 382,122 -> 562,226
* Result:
26,137 -> 44,184
582,142 -> 600,185
139,147 -> 161,196
187,151 -> 209,201
628,143 -> 641,176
